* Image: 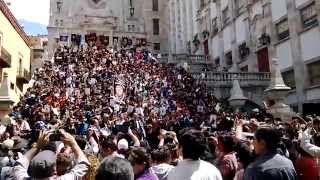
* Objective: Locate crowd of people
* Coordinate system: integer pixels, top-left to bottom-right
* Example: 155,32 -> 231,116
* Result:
0,43 -> 320,180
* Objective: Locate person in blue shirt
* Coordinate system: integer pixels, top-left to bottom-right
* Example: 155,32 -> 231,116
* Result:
75,116 -> 89,136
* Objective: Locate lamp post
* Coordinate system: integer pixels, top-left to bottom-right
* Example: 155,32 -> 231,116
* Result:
264,58 -> 294,121
130,7 -> 135,17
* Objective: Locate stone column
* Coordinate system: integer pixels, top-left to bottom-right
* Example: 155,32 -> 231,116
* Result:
216,0 -> 226,69
246,3 -> 258,72
186,0 -> 193,43
264,1 -> 277,63
180,0 -> 187,53
286,0 -> 308,113
192,0 -> 200,35
230,0 -> 239,71
169,0 -> 176,54
174,0 -> 181,53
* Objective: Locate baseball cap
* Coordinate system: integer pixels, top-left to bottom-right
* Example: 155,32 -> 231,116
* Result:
28,150 -> 57,178
117,139 -> 129,151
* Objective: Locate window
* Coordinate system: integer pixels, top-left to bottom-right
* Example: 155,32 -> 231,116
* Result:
128,25 -> 135,31
10,83 -> 14,90
282,70 -> 296,88
276,19 -> 289,40
60,20 -> 63,26
152,0 -> 159,11
225,52 -> 233,68
214,58 -> 220,67
57,1 -> 62,13
308,60 -> 320,86
240,66 -> 248,72
154,43 -> 160,50
18,59 -> 22,72
55,19 -> 59,26
222,7 -> 229,25
301,2 -> 318,28
153,19 -> 160,35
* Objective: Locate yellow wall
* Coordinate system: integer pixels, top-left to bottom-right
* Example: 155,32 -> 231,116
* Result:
0,10 -> 31,102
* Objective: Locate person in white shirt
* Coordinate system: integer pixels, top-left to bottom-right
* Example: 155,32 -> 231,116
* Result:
168,130 -> 222,180
15,117 -> 31,132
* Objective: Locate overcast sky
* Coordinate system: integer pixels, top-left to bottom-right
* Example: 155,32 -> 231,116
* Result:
6,0 -> 50,25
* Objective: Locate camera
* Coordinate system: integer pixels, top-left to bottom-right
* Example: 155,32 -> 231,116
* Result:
49,130 -> 63,141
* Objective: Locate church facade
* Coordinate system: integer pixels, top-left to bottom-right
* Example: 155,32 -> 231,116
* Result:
48,0 -> 169,57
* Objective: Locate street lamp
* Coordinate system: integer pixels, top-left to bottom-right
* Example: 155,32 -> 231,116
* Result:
130,7 -> 135,17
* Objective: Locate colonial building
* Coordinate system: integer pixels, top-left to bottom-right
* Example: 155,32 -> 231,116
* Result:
29,35 -> 48,74
0,0 -> 31,117
48,0 -> 169,57
169,0 -> 320,113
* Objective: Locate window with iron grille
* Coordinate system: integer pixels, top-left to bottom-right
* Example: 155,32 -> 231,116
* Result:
240,66 -> 248,72
153,19 -> 160,35
282,70 -> 296,89
215,58 -> 220,67
225,52 -> 233,67
301,2 -> 318,28
276,19 -> 290,40
154,43 -> 161,50
152,0 -> 159,11
308,60 -> 320,86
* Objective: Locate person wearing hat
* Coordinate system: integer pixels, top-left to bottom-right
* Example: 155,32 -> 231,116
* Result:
12,130 -> 90,180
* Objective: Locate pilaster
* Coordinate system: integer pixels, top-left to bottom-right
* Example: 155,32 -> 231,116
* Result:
286,0 -> 308,113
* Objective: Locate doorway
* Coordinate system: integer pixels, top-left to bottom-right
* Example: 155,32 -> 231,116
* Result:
257,47 -> 270,72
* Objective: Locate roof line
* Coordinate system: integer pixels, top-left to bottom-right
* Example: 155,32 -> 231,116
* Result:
0,0 -> 31,47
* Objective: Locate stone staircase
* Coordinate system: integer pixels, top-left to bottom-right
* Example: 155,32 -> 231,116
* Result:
159,54 -> 271,105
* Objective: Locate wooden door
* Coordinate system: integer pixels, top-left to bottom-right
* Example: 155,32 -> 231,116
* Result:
257,47 -> 270,72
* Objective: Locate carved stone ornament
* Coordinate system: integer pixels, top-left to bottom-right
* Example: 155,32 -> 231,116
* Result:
87,0 -> 107,9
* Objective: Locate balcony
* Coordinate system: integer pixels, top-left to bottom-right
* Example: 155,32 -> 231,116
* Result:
0,47 -> 12,68
169,54 -> 210,64
16,68 -> 31,84
191,72 -> 271,88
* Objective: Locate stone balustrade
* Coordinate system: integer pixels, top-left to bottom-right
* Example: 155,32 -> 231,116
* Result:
158,54 -> 210,64
191,72 -> 271,87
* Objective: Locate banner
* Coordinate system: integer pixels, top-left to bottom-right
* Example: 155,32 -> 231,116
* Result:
60,35 -> 68,42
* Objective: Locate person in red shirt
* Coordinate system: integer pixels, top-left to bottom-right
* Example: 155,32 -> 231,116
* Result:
295,146 -> 319,180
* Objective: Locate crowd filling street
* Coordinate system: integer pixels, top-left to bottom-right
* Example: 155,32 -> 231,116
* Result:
1,43 -> 320,180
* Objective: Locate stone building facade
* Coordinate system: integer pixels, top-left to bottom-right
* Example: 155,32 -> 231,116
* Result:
0,0 -> 31,117
29,35 -> 48,73
169,0 -> 320,113
48,0 -> 169,57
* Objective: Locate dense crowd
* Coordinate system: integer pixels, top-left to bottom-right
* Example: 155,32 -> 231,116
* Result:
0,44 -> 320,180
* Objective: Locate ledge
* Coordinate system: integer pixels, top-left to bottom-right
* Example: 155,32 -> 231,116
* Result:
298,23 -> 319,35
274,37 -> 290,46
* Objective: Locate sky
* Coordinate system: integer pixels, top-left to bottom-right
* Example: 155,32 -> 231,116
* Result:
6,0 -> 50,35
